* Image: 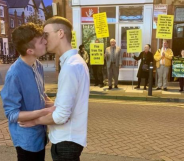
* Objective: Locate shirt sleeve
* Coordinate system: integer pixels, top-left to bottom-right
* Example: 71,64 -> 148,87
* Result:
1,74 -> 22,123
52,65 -> 79,124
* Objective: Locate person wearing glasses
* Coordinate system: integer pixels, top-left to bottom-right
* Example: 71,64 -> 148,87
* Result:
19,17 -> 90,161
1,23 -> 55,161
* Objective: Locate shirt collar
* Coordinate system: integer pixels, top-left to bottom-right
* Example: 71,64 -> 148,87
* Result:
59,49 -> 77,65
18,56 -> 37,70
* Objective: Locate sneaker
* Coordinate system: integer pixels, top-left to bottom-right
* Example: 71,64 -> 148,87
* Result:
156,87 -> 161,90
163,88 -> 167,91
114,85 -> 118,89
94,84 -> 99,86
108,86 -> 112,90
179,89 -> 183,92
99,84 -> 104,88
134,86 -> 140,89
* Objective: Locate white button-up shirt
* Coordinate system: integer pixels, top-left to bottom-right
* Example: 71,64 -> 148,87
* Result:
48,49 -> 90,147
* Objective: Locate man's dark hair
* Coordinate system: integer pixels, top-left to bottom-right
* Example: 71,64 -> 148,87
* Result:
44,16 -> 73,43
12,23 -> 43,56
146,44 -> 151,49
79,44 -> 84,50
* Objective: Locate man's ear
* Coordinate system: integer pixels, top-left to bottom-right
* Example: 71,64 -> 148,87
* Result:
26,48 -> 34,55
58,29 -> 65,39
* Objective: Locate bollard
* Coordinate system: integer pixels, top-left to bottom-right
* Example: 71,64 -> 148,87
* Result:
148,62 -> 153,96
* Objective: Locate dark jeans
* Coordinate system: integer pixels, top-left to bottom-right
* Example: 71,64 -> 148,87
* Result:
179,77 -> 184,90
138,77 -> 148,88
16,147 -> 45,161
92,65 -> 103,85
51,141 -> 83,161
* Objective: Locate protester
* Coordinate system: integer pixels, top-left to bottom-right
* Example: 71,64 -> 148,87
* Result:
78,44 -> 89,65
1,23 -> 54,161
91,39 -> 104,88
105,39 -> 122,90
154,40 -> 173,91
178,49 -> 184,92
19,16 -> 90,161
133,44 -> 153,90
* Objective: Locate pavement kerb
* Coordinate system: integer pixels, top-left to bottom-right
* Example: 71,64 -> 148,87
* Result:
46,92 -> 184,103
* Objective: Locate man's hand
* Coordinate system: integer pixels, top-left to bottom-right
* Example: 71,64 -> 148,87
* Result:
45,106 -> 56,113
162,52 -> 165,57
18,119 -> 37,127
119,65 -> 121,69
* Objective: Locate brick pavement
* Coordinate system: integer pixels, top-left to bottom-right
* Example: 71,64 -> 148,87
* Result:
0,100 -> 184,161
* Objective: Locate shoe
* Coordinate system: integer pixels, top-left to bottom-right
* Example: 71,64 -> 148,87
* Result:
134,86 -> 140,89
94,84 -> 99,86
179,89 -> 183,92
108,86 -> 112,90
156,87 -> 161,90
163,88 -> 167,91
114,85 -> 118,89
100,84 -> 104,88
143,87 -> 147,90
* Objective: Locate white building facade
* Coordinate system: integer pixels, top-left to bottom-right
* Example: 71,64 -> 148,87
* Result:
72,0 -> 153,81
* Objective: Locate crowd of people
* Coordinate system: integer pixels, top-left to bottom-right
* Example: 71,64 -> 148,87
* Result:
78,39 -> 184,92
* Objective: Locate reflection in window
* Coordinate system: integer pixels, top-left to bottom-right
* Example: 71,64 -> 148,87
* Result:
99,7 -> 116,23
0,6 -> 4,17
177,27 -> 183,37
1,20 -> 5,34
10,19 -> 14,28
119,6 -> 143,22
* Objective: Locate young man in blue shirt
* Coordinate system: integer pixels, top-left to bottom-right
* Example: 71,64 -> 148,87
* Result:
1,23 -> 55,161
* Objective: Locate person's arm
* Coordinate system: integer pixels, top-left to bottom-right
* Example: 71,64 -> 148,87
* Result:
154,50 -> 161,61
133,52 -> 142,61
165,49 -> 173,60
1,74 -> 54,123
119,49 -> 122,68
19,65 -> 79,127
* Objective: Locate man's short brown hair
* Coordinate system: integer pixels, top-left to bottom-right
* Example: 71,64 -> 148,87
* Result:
44,16 -> 73,43
12,23 -> 43,56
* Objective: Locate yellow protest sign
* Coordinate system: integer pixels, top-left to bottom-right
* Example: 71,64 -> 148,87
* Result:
127,29 -> 142,53
156,15 -> 174,39
93,12 -> 109,38
90,43 -> 104,65
71,31 -> 77,49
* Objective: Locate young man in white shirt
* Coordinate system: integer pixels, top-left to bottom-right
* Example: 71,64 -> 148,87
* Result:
19,17 -> 90,161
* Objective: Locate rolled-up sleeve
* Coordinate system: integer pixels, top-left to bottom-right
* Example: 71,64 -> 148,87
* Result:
52,65 -> 79,124
1,74 -> 22,123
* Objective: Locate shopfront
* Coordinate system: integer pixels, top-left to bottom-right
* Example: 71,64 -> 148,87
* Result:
72,0 -> 153,81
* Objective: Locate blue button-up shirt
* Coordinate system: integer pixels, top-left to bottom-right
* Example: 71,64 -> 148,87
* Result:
1,57 -> 46,152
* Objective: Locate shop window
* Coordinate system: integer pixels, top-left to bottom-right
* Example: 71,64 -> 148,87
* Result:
175,7 -> 184,22
82,24 -> 115,53
1,20 -> 5,34
18,20 -> 22,26
0,6 -> 4,17
174,24 -> 184,38
10,19 -> 14,28
119,6 -> 143,22
99,7 -> 116,23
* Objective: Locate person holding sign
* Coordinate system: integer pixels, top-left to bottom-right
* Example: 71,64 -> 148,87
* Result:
105,39 -> 122,90
133,44 -> 153,90
154,40 -> 173,91
78,44 -> 89,65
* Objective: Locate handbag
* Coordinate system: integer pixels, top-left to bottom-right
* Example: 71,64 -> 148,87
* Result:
142,64 -> 149,71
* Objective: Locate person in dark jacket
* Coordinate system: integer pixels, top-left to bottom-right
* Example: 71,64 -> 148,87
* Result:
133,44 -> 153,90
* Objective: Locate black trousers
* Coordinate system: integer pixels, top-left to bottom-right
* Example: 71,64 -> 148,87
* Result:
138,77 -> 148,88
16,147 -> 45,161
179,78 -> 184,90
51,141 -> 83,161
92,65 -> 103,85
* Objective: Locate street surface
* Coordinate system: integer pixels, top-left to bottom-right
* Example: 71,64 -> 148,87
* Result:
0,99 -> 184,161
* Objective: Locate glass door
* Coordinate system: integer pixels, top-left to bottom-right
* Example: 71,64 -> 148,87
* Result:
118,24 -> 143,81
